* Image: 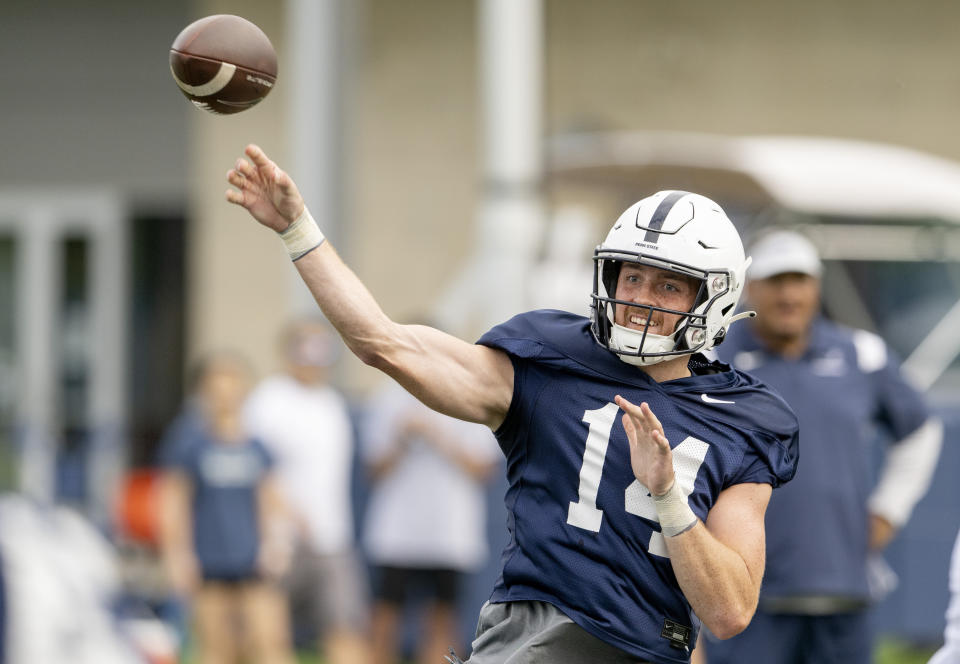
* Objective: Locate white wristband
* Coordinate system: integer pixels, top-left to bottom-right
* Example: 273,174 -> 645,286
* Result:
279,207 -> 325,261
653,480 -> 698,537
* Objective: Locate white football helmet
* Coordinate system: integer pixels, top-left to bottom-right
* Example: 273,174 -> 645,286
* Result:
591,190 -> 753,366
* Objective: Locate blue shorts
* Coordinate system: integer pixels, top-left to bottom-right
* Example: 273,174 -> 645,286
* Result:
701,610 -> 871,664
201,569 -> 261,583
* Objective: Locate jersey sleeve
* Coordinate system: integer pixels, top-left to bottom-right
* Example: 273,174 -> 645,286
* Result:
730,428 -> 799,488
476,311 -> 576,452
724,382 -> 800,489
477,312 -> 551,360
476,310 -> 599,369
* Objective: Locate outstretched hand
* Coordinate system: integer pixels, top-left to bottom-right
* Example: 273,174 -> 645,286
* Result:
225,144 -> 305,233
615,395 -> 675,496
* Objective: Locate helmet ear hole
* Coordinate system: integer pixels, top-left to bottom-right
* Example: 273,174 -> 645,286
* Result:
601,260 -> 621,298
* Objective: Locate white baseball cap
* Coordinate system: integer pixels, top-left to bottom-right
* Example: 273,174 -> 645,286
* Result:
748,230 -> 822,281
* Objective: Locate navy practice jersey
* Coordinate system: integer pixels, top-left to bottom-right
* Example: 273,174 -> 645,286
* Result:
476,310 -> 799,664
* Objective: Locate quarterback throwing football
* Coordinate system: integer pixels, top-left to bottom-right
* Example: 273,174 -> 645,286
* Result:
226,145 -> 798,664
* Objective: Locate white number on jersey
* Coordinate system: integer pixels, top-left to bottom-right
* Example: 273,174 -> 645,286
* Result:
566,403 -> 619,532
566,402 -> 709,559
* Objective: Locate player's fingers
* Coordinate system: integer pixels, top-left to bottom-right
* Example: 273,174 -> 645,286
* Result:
621,411 -> 636,441
234,157 -> 257,179
225,188 -> 244,206
640,402 -> 665,435
651,429 -> 670,451
226,169 -> 248,189
614,394 -> 642,418
615,399 -> 638,430
273,166 -> 290,188
273,166 -> 300,197
616,395 -> 659,438
245,143 -> 273,169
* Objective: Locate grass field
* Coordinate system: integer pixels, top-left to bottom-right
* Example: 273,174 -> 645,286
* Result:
181,637 -> 938,663
876,638 -> 938,664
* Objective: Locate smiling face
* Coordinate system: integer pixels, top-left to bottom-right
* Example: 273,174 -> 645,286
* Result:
613,263 -> 700,336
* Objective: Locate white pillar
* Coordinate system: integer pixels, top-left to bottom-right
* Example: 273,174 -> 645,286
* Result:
436,0 -> 545,333
481,0 -> 543,189
286,0 -> 344,316
87,194 -> 127,526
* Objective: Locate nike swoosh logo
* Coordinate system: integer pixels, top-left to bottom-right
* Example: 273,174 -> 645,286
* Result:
701,394 -> 735,404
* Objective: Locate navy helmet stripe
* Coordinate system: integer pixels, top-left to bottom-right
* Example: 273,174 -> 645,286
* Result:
641,191 -> 688,243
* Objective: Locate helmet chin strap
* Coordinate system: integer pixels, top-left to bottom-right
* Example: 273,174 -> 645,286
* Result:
609,311 -> 754,367
608,322 -> 677,366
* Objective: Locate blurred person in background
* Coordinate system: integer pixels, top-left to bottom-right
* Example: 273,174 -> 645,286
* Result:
0,551 -> 4,664
929,528 -> 960,663
244,320 -> 371,664
0,495 -> 156,663
703,230 -> 943,664
158,352 -> 294,664
362,375 -> 500,664
226,146 -> 801,664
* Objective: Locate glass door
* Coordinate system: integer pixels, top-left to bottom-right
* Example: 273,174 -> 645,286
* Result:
0,192 -> 127,525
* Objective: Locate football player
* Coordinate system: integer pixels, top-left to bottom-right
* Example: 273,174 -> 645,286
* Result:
226,145 -> 799,664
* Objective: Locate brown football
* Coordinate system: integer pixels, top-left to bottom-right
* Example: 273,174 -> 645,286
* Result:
169,14 -> 277,115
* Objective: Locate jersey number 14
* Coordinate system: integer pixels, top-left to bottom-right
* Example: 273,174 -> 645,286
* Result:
566,402 -> 709,558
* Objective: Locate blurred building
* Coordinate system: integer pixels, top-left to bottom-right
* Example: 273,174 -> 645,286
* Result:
2,0 -> 960,648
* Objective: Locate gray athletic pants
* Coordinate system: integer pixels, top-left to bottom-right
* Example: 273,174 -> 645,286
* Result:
464,600 -> 653,664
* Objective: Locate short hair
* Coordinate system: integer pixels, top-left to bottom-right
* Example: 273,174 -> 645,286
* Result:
186,349 -> 252,393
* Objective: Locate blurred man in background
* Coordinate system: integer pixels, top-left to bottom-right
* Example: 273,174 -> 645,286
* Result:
704,230 -> 944,664
362,376 -> 500,664
244,320 -> 371,664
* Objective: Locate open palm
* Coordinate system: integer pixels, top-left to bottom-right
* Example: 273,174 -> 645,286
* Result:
225,144 -> 304,233
614,395 -> 675,496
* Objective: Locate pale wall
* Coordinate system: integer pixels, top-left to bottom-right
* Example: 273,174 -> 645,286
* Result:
544,0 -> 960,153
186,1 -> 293,376
0,0 -> 191,202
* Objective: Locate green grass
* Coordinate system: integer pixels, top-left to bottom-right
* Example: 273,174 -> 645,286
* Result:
294,655 -> 323,664
180,637 -> 938,663
181,649 -> 326,663
876,638 -> 938,664
285,641 -> 939,664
